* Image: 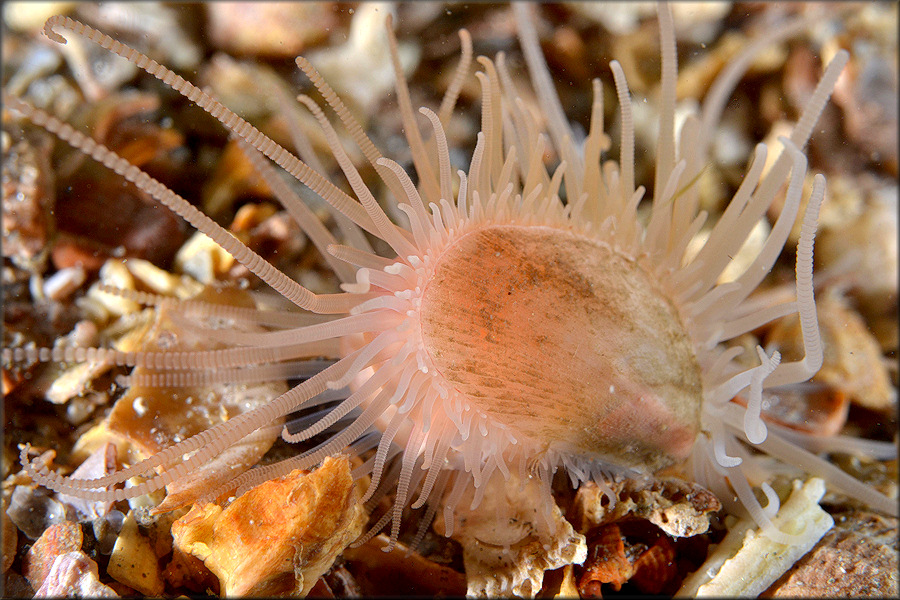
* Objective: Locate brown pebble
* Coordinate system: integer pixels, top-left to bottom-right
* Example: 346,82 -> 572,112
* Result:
764,511 -> 899,597
52,170 -> 186,271
22,520 -> 84,590
343,534 -> 468,597
50,236 -> 109,272
162,546 -> 220,595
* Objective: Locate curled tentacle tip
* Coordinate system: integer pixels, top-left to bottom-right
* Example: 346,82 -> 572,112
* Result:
42,19 -> 67,45
760,482 -> 781,514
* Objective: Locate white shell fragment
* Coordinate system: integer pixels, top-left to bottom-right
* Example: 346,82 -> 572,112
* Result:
572,476 -> 722,538
34,551 -> 119,598
42,265 -> 86,301
306,2 -> 420,115
679,478 -> 834,597
435,471 -> 587,598
174,231 -> 235,285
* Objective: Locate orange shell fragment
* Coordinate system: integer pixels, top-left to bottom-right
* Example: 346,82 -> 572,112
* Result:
630,535 -> 677,595
577,523 -> 633,596
171,456 -> 366,597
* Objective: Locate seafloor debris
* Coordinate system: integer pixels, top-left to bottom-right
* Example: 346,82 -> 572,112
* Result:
33,550 -> 119,598
572,476 -> 722,538
679,478 -> 835,597
170,456 -> 366,597
174,230 -> 236,286
21,519 -> 83,590
816,187 -> 899,352
2,498 -> 16,573
55,442 -> 117,522
304,2 -> 420,116
570,477 -> 720,597
341,533 -> 467,596
206,2 -> 338,59
433,470 -> 587,598
1,124 -> 55,273
6,481 -> 67,541
107,510 -> 165,595
829,9 -> 899,177
576,522 -> 688,597
764,510 -> 899,597
576,523 -> 633,595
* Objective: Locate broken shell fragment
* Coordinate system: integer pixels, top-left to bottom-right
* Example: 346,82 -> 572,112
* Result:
174,231 -> 236,285
817,190 -> 898,307
679,477 -> 834,597
6,483 -> 67,540
22,520 -> 83,590
171,456 -> 366,597
577,523 -> 633,595
34,551 -> 119,598
207,2 -> 336,58
107,510 -> 165,596
305,2 -> 420,115
630,534 -> 678,595
576,518 -> 695,597
434,470 -> 587,598
1,124 -> 56,273
736,386 -> 850,438
572,476 -> 722,538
